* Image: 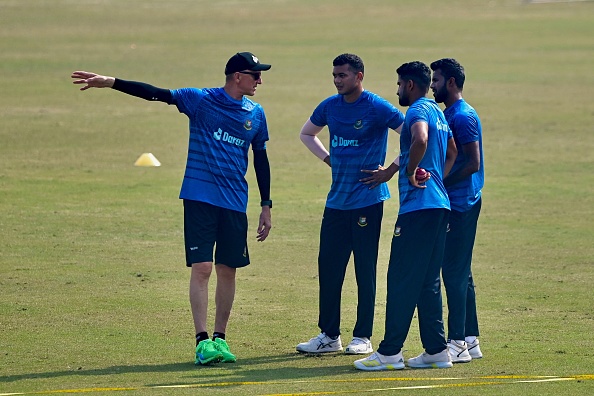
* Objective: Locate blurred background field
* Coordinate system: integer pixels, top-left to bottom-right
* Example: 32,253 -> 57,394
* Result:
1,0 -> 593,395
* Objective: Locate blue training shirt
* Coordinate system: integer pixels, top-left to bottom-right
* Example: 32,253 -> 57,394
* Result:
171,87 -> 269,213
310,91 -> 405,210
444,99 -> 484,212
398,97 -> 452,215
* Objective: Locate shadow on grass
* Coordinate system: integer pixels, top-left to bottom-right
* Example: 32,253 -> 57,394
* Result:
0,352 -> 356,385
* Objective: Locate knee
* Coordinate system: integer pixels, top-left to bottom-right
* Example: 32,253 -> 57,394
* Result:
191,262 -> 213,282
216,264 -> 237,281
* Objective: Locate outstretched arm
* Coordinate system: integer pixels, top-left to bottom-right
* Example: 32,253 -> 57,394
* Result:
71,71 -> 173,104
72,71 -> 115,90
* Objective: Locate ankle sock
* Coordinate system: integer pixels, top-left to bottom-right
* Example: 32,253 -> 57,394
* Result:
196,332 -> 209,346
212,332 -> 226,341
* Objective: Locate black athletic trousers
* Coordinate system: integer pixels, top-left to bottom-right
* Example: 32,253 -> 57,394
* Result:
442,198 -> 482,341
317,202 -> 384,339
378,208 -> 450,356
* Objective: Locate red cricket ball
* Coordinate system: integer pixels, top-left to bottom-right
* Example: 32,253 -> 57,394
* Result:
415,168 -> 428,180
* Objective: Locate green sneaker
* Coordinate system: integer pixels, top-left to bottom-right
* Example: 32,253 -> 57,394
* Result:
195,339 -> 223,365
214,338 -> 237,363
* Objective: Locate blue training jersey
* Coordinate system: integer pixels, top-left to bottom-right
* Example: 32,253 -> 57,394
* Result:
444,99 -> 484,212
310,91 -> 405,210
398,97 -> 452,215
171,87 -> 269,213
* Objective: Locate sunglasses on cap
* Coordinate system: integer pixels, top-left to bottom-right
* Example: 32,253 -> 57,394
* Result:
238,71 -> 262,80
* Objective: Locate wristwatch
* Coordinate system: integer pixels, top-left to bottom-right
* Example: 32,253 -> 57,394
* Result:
260,200 -> 272,208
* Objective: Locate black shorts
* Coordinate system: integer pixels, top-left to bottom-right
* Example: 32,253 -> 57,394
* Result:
183,200 -> 250,268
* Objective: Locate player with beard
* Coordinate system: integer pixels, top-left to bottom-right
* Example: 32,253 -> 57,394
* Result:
355,61 -> 457,371
430,58 -> 484,363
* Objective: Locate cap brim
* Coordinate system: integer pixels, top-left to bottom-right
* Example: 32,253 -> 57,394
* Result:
250,64 -> 271,71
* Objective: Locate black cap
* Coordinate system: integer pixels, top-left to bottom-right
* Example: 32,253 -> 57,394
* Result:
225,52 -> 271,75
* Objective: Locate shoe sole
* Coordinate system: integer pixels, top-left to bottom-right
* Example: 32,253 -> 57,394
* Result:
344,349 -> 374,355
451,356 -> 472,363
449,351 -> 472,363
354,362 -> 405,371
195,353 -> 223,365
296,348 -> 343,354
407,361 -> 453,369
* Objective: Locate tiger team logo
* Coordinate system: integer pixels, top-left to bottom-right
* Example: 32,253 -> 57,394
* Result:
358,216 -> 368,227
244,119 -> 252,130
354,120 -> 363,129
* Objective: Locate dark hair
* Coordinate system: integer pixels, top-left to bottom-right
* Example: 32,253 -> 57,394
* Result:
333,53 -> 364,74
430,58 -> 465,89
396,61 -> 431,92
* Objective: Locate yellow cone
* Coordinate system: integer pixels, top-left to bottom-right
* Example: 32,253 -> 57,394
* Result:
134,153 -> 161,167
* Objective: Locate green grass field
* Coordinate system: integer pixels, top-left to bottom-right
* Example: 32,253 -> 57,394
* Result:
1,0 -> 593,395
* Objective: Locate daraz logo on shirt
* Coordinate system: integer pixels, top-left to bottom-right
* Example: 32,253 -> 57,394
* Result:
213,128 -> 245,147
331,135 -> 359,148
436,118 -> 449,133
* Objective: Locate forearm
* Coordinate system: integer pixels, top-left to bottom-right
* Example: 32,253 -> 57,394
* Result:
300,133 -> 329,161
253,149 -> 271,202
445,141 -> 477,186
392,156 -> 400,167
444,163 -> 477,187
405,122 -> 428,175
299,119 -> 328,162
385,161 -> 400,177
404,141 -> 427,174
112,78 -> 173,104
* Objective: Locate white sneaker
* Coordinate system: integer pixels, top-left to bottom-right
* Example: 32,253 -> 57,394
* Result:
296,333 -> 342,353
344,337 -> 373,355
448,340 -> 472,363
467,338 -> 483,359
354,351 -> 405,371
407,349 -> 453,369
